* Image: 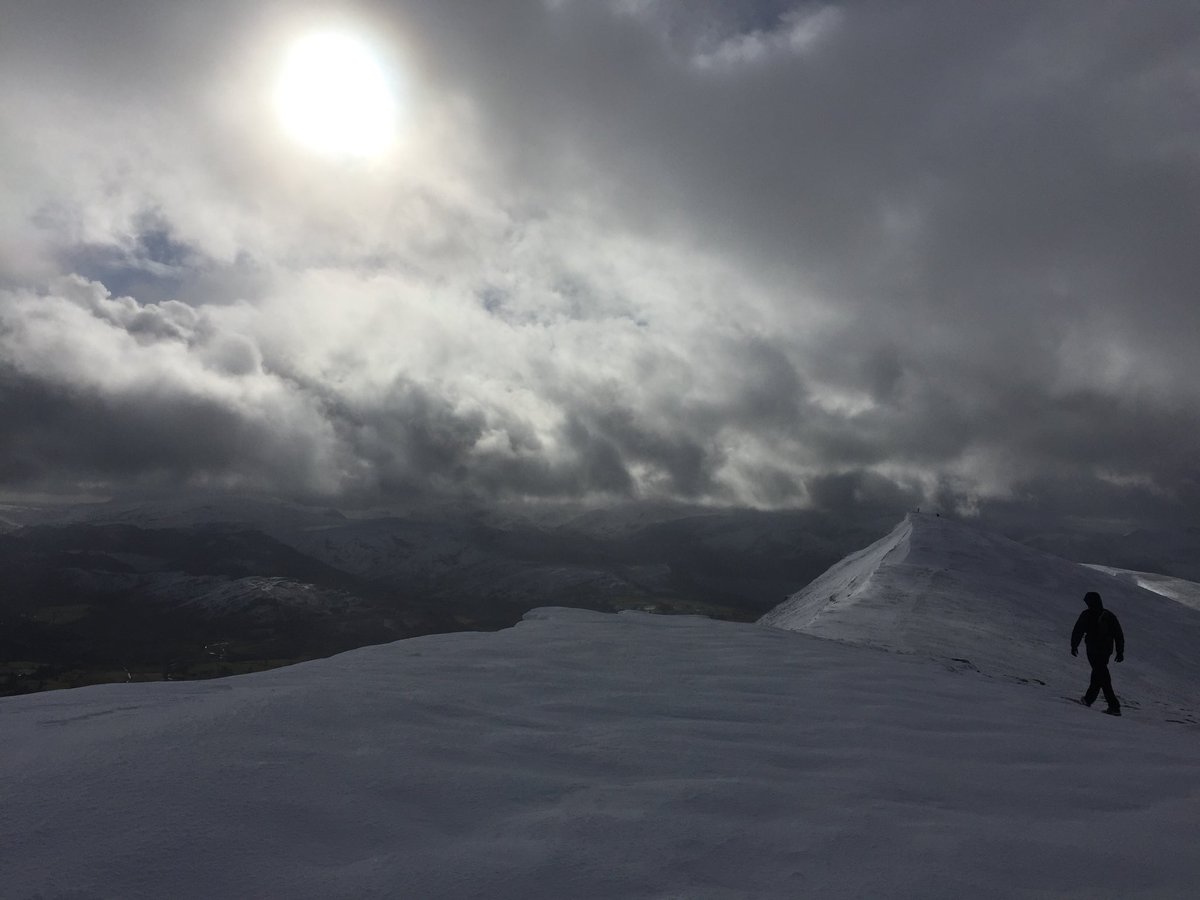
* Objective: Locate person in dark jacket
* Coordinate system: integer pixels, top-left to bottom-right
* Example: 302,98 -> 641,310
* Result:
1070,591 -> 1124,715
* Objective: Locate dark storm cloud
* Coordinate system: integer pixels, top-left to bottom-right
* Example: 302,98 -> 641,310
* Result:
1,0 -> 1198,525
805,469 -> 922,517
386,0 -> 1200,461
0,362 -> 317,490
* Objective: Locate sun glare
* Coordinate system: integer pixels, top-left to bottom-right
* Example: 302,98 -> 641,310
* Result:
274,31 -> 398,158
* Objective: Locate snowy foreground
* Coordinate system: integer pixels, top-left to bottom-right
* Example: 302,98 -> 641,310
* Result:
5,513 -> 1200,899
5,607 -> 1200,899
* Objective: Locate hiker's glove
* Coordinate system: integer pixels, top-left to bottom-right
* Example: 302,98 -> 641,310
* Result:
1071,647 -> 1078,657
1115,653 -> 1124,663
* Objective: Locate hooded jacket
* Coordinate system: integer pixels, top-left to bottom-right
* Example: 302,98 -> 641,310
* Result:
1071,591 -> 1125,659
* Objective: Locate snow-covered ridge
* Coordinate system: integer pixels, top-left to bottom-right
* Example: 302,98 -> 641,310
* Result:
1084,564 -> 1200,612
758,515 -> 914,632
761,513 -> 1200,722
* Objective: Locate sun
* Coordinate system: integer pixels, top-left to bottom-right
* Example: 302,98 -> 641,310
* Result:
274,31 -> 398,158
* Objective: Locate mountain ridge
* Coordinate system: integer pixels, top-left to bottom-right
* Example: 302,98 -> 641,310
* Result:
760,512 -> 1200,722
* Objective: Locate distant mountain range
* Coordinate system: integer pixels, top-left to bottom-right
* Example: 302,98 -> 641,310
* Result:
0,495 -> 891,695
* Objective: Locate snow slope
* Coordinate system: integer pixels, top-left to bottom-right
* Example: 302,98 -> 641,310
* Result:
760,513 -> 1200,723
3,607 -> 1199,900
1084,564 -> 1200,613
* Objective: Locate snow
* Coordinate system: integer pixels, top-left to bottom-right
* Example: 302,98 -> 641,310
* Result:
4,517 -> 1200,899
761,513 -> 1200,723
1084,564 -> 1200,613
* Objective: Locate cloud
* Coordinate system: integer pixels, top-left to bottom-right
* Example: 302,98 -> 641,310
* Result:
0,277 -> 341,492
0,0 -> 1198,527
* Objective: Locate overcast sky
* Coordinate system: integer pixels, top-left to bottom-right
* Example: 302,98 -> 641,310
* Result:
1,0 -> 1197,528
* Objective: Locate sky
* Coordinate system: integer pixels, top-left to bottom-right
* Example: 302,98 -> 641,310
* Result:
1,0 -> 1198,528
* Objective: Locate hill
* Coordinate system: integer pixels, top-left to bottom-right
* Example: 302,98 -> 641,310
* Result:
759,513 -> 1200,723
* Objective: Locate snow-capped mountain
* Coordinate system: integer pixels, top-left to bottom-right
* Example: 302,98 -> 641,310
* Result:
760,513 -> 1200,723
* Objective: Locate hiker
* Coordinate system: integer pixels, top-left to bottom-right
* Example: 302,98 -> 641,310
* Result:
1070,591 -> 1124,715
